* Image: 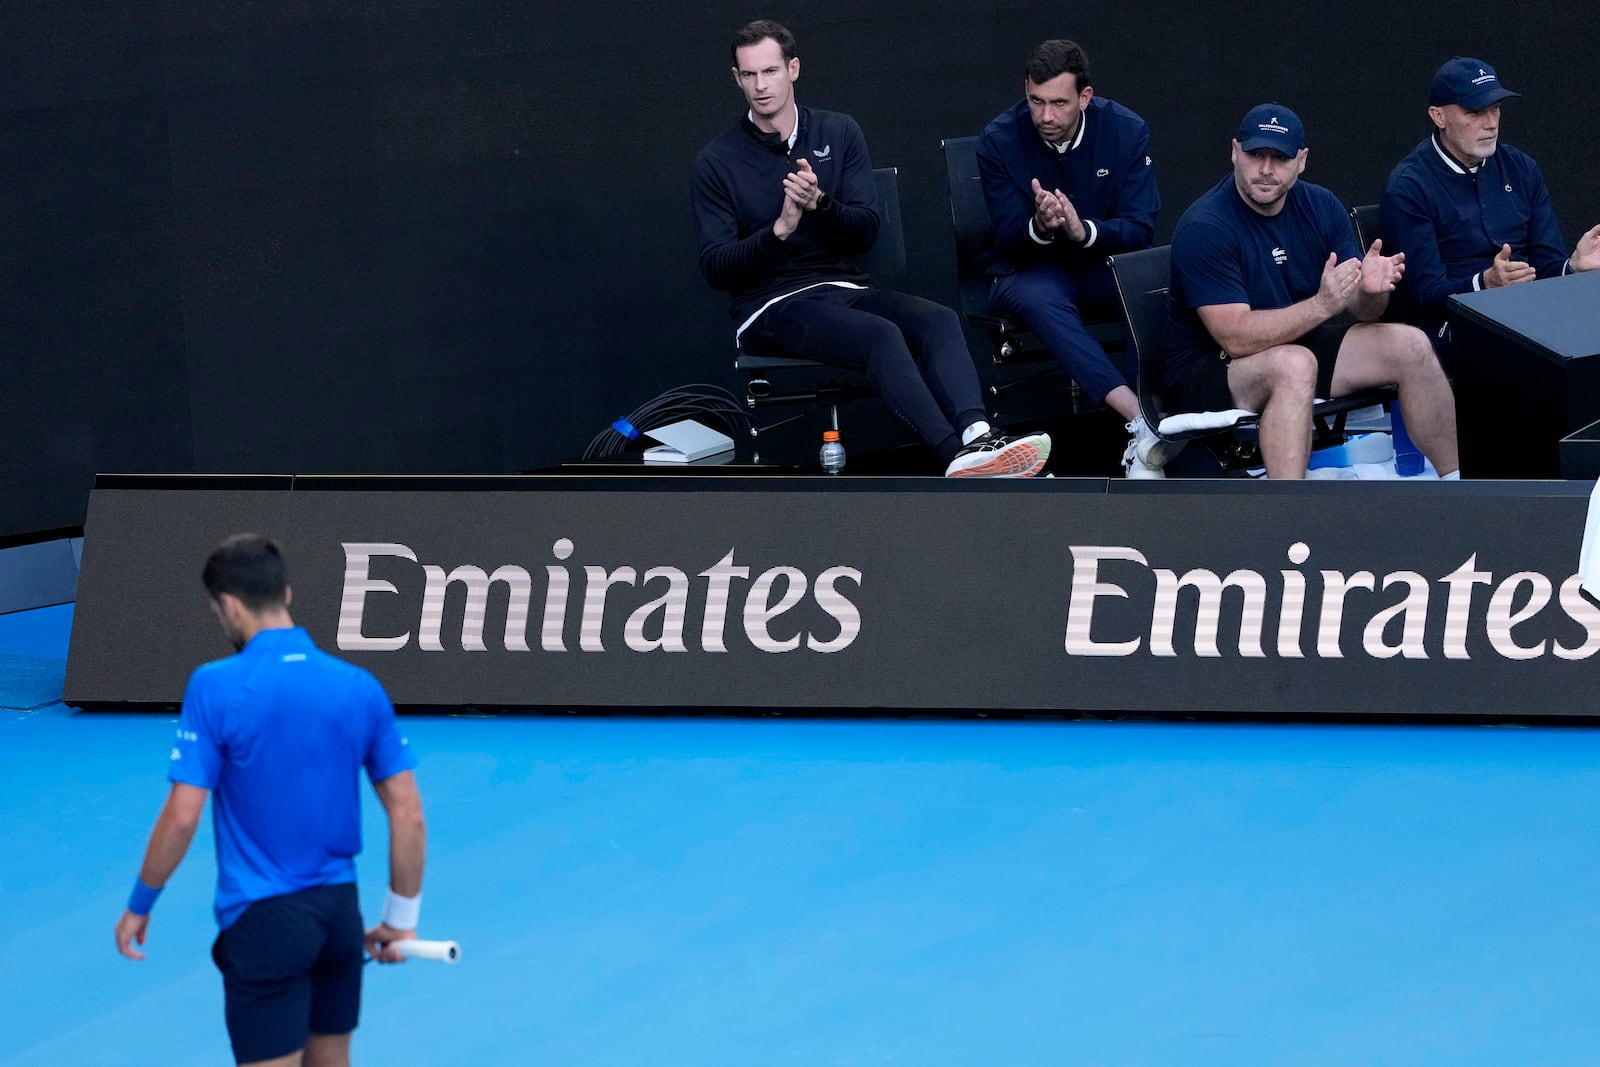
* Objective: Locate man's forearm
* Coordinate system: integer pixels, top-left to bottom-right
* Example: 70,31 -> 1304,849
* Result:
388,807 -> 426,897
810,198 -> 877,254
1089,214 -> 1156,256
138,789 -> 203,888
1210,297 -> 1332,358
698,229 -> 785,291
374,770 -> 426,899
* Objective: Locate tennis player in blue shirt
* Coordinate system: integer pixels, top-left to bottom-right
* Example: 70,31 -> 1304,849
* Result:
1166,104 -> 1460,479
115,534 -> 427,1067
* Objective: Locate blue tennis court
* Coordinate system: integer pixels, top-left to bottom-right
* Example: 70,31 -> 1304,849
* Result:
5,602 -> 1600,1064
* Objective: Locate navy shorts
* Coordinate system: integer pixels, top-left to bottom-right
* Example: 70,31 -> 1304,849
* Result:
1170,314 -> 1354,414
211,882 -> 364,1064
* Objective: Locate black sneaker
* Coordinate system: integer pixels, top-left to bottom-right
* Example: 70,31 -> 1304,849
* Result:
944,431 -> 1051,478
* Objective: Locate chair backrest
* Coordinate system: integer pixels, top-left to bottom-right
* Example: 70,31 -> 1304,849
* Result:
1349,203 -> 1382,250
863,166 -> 907,292
938,136 -> 996,320
1349,202 -> 1416,323
1107,245 -> 1174,425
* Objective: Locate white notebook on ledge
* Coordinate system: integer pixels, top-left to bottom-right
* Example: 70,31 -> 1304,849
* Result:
641,419 -> 735,463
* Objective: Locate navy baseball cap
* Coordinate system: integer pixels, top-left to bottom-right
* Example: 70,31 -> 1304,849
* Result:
1235,104 -> 1304,156
1429,58 -> 1519,109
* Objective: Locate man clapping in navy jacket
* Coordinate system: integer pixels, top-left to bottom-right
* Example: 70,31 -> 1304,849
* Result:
976,40 -> 1164,477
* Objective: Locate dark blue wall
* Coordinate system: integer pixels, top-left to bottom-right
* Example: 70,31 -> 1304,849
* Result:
3,0 -> 1594,538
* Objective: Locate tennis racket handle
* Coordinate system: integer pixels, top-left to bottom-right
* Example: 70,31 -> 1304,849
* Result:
390,938 -> 461,963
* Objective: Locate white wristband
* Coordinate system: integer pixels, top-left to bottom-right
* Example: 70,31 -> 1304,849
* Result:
382,889 -> 421,930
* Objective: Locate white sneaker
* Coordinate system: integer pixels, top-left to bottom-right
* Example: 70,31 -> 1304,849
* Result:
1123,417 -> 1172,479
944,431 -> 1051,478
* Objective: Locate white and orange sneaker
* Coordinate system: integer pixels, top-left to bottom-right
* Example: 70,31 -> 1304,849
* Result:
944,431 -> 1051,478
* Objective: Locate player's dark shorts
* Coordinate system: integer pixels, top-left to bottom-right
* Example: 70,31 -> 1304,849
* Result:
211,882 -> 364,1064
1168,314 -> 1355,414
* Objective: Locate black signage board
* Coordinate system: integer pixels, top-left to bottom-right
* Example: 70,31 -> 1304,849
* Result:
65,475 -> 1599,718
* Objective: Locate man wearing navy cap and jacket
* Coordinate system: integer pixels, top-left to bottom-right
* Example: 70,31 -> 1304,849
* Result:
1166,104 -> 1459,480
1380,58 -> 1600,349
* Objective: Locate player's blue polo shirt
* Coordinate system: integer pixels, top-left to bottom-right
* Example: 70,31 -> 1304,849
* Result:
168,626 -> 416,929
1166,174 -> 1357,382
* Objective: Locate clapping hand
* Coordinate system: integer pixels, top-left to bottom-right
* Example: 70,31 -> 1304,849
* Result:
783,158 -> 824,211
772,159 -> 817,239
1314,252 -> 1361,315
1358,239 -> 1406,294
1484,243 -> 1537,288
1570,224 -> 1600,273
1030,179 -> 1085,242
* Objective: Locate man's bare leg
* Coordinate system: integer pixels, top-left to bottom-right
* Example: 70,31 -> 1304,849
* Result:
1226,345 -> 1318,478
1330,323 -> 1459,476
240,1052 -> 302,1067
1103,384 -> 1142,424
303,1033 -> 351,1067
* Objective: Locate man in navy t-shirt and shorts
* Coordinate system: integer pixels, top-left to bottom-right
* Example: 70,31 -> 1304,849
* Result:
115,534 -> 428,1067
1165,104 -> 1460,480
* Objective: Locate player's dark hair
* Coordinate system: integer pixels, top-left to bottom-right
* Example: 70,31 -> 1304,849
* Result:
1025,39 -> 1091,92
731,19 -> 797,64
202,534 -> 288,611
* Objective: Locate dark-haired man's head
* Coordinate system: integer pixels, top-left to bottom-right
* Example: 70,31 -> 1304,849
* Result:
1024,40 -> 1093,146
201,534 -> 292,649
730,20 -> 801,131
730,18 -> 796,64
1024,39 -> 1090,92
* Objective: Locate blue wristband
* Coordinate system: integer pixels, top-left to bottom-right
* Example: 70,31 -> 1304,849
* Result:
128,878 -> 161,916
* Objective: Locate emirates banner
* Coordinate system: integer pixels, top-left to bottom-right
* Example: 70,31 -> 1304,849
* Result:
65,476 -> 1599,717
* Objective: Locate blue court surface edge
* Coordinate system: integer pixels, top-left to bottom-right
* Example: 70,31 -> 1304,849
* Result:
4,603 -> 1600,1065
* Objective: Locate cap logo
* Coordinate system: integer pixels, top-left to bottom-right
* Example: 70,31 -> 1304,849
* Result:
1258,120 -> 1290,134
1471,71 -> 1496,85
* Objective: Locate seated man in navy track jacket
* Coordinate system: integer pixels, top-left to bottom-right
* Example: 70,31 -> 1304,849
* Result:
693,19 -> 1051,478
976,39 -> 1165,477
1380,57 -> 1600,355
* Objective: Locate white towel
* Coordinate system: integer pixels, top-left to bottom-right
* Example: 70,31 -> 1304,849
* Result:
1157,408 -> 1257,436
